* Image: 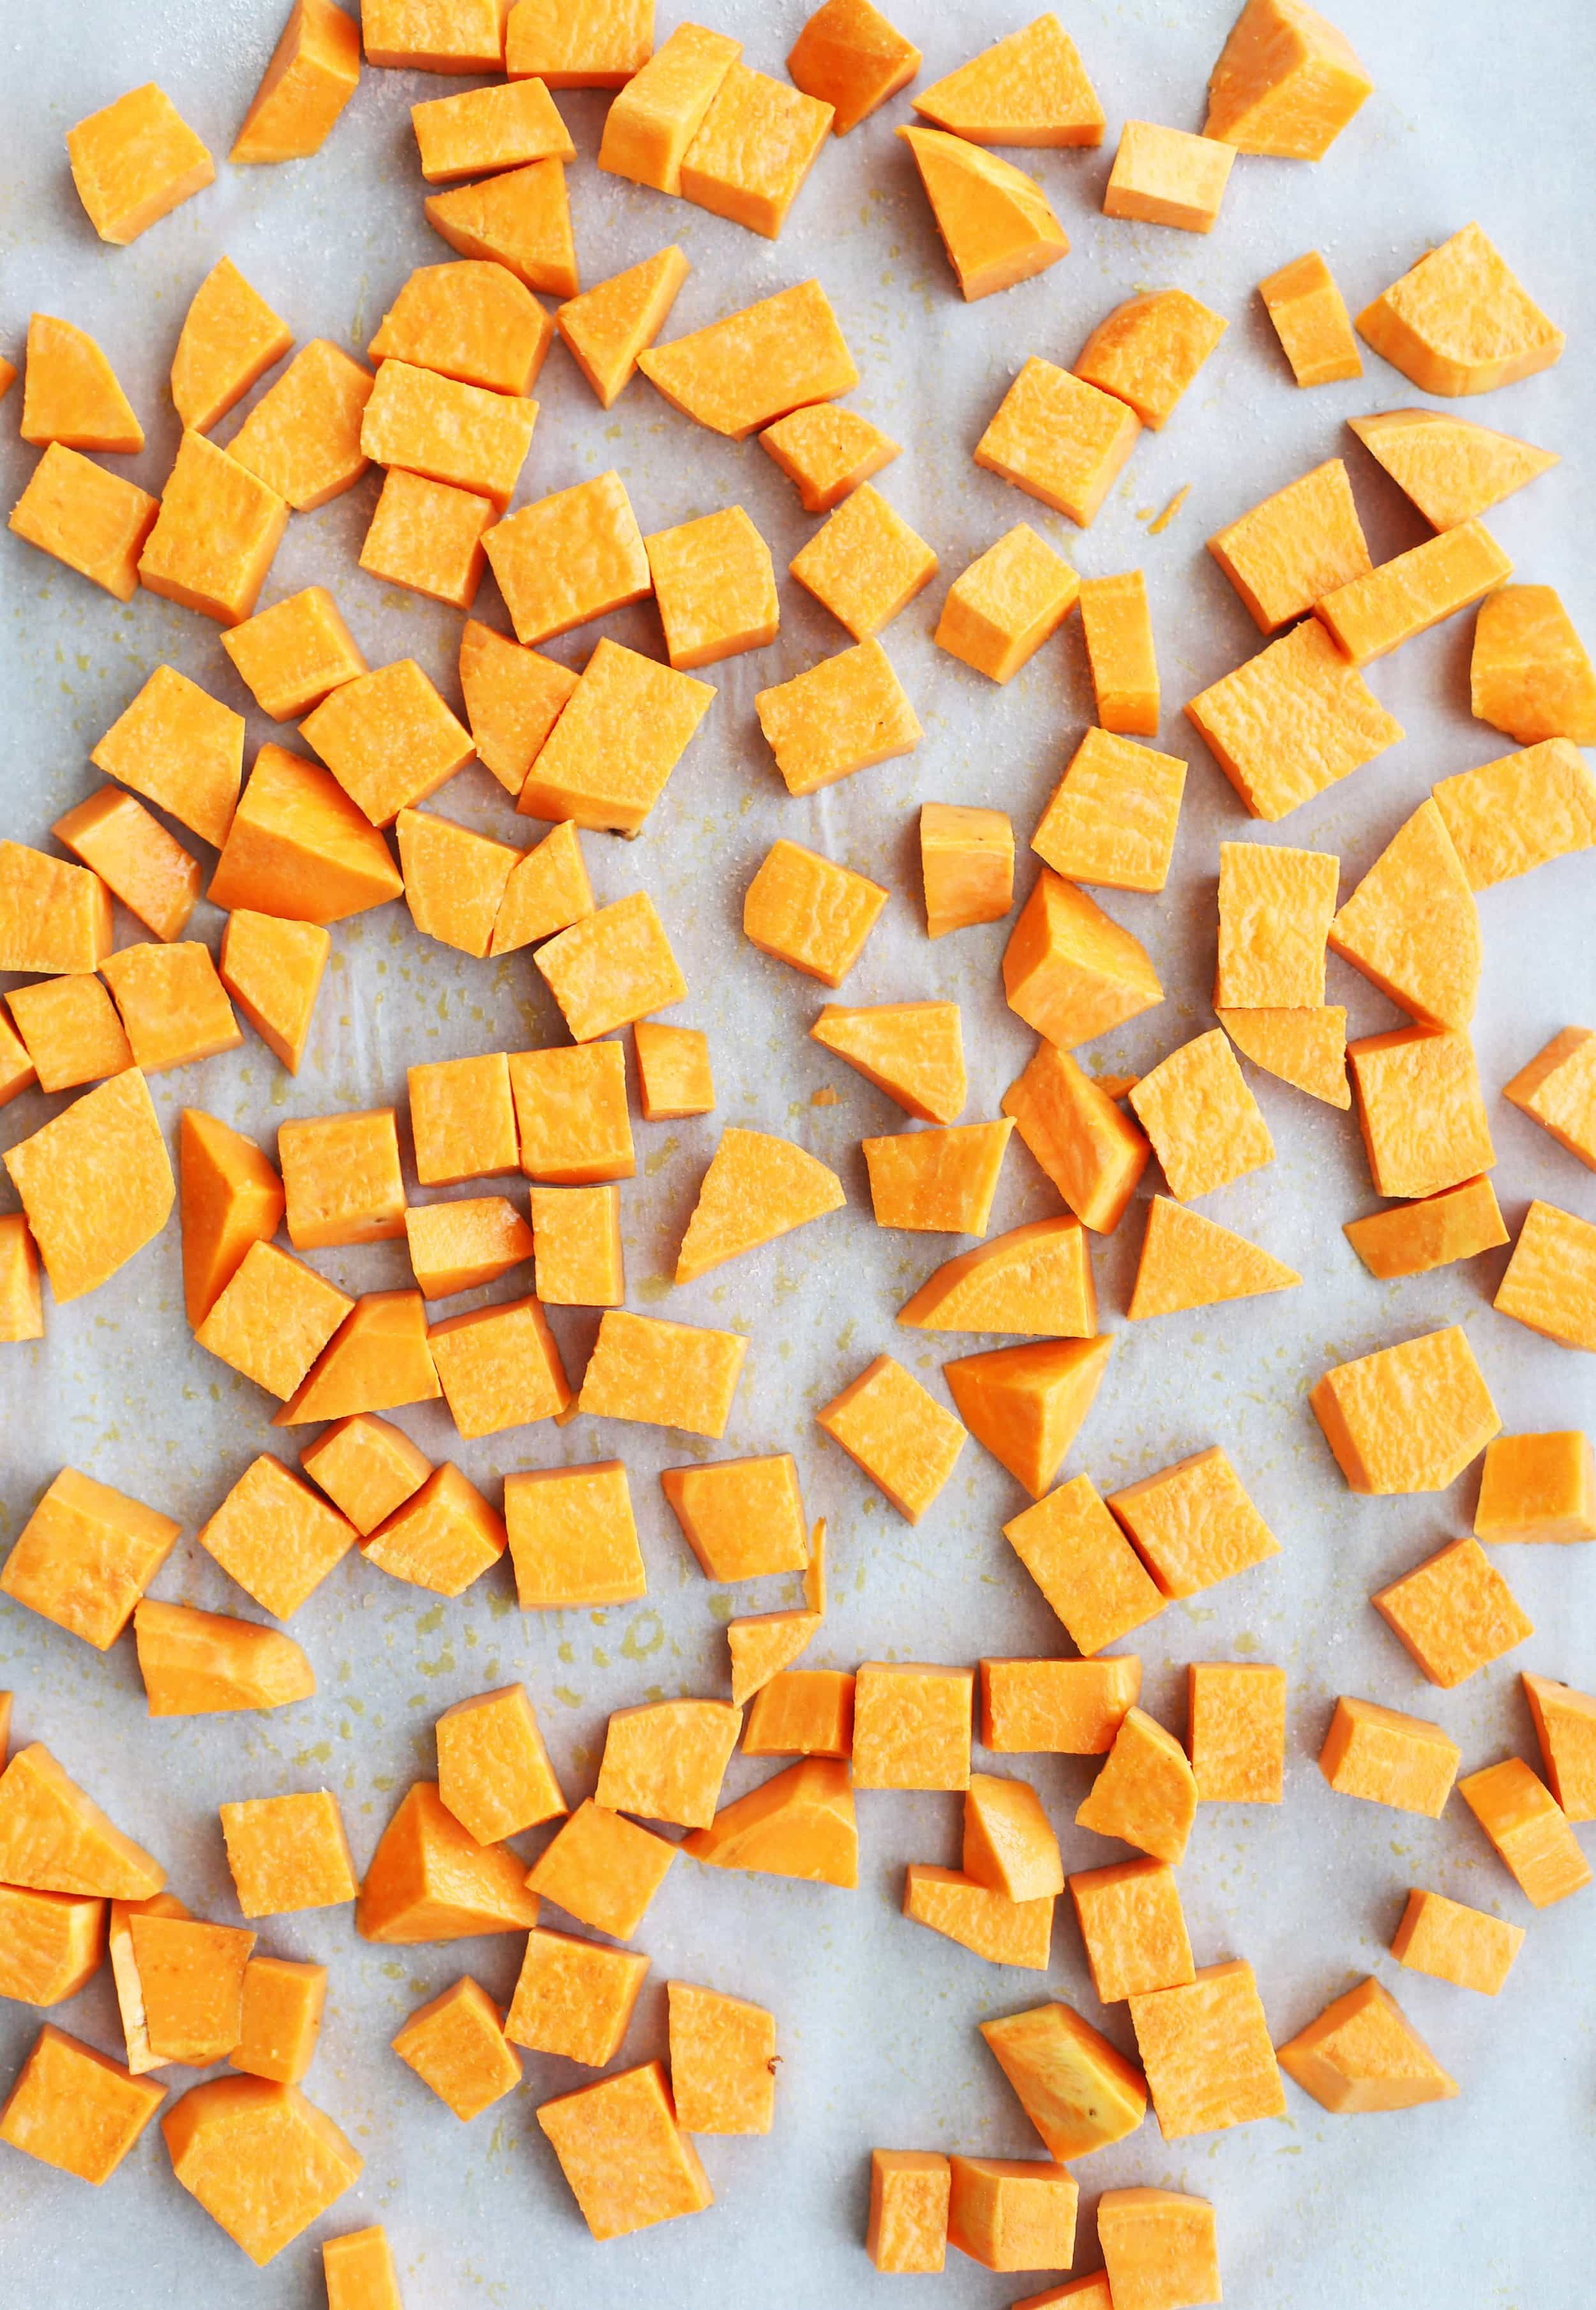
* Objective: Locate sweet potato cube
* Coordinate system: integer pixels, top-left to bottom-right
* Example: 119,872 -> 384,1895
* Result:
1003,1477 -> 1163,1656
485,472 -> 649,647
509,1043 -> 633,1184
412,75 -> 573,181
66,83 -> 213,243
1260,250 -> 1362,385
665,1982 -> 774,2136
129,1915 -> 254,2065
864,1119 -> 1010,1235
0,842 -> 112,978
1187,1663 -> 1286,1802
868,2149 -> 949,2273
945,1334 -> 1113,1498
1495,1198 -> 1596,1353
0,1744 -> 164,1899
1357,223 -> 1562,398
557,246 -> 689,408
133,1599 -> 315,1718
8,444 -> 158,600
1004,869 -> 1163,1047
979,2002 -> 1148,2160
596,1700 -> 741,1830
424,159 -> 576,298
530,1183 -> 622,1307
517,640 -> 713,836
936,525 -> 1078,684
578,1311 -> 747,1438
982,1656 -> 1142,1756
1318,1695 -> 1459,1816
912,15 -> 1103,146
1033,728 -> 1185,895
598,22 -> 740,192
5,975 -> 130,1096
437,1685 -> 564,1844
534,891 -> 686,1041
816,1000 -> 967,1126
899,127 -> 1068,303
219,910 -> 329,1074
162,2076 -> 361,2265
93,665 -> 245,850
1108,1446 -> 1278,1601
539,2061 -> 712,2240
726,1608 -> 821,1707
790,485 -> 937,644
975,358 -> 1141,529
1276,1977 -> 1458,2115
196,1240 -> 354,1407
279,1109 -> 404,1252
139,431 -> 287,625
322,2229 -> 402,2310
208,746 -> 403,925
358,1782 -> 538,1944
21,314 -> 142,454
404,1201 -> 532,1306
1316,521 -> 1513,670
1074,289 -> 1226,430
646,505 -> 777,670
527,1800 -> 675,1938
1433,737 -> 1596,889
1131,1032 -> 1274,1201
392,1977 -> 521,2120
1218,1004 -> 1349,1106
1104,121 -> 1233,233
920,802 -> 1014,938
1477,1433 -> 1596,1544
0,1886 -> 105,2007
1347,1025 -> 1494,1198
744,837 -> 887,986
299,660 -> 473,829
661,1454 -> 808,1583
1205,0 -> 1372,155
220,1791 -> 356,1920
361,470 -> 493,610
1129,1959 -> 1284,2140
407,1053 -> 516,1189
1311,1324 -> 1500,1494
1069,1859 -> 1192,2002
3,1069 -> 174,1304
462,623 -> 580,794
635,1022 -> 714,1120
1078,570 -> 1160,734
948,2156 -> 1078,2275
788,0 -> 918,133
1076,1707 -> 1198,1864
507,1928 -> 648,2067
231,0 -> 361,164
1470,584 -> 1596,746
1459,1757 -> 1590,1906
1390,1889 -> 1523,1995
506,0 -> 651,82
1002,1040 -> 1149,1233
363,1463 -> 506,1596
963,1773 -> 1064,1902
1373,1536 -> 1532,1689
1348,406 -> 1557,529
101,942 -> 241,1074
195,1453 -> 357,1617
852,1662 -> 972,1791
905,1866 -> 1054,1970
816,1354 -> 965,1521
1098,2188 -> 1220,2310
901,1215 -> 1095,1336
275,1977 -> 362,2095
493,815 -> 594,950
360,357 -> 535,510
679,61 -> 832,239
229,339 -> 373,513
743,1669 -> 855,1757
1523,1674 -> 1596,1818
0,1215 -> 43,1343
1209,459 -> 1370,634
3,1468 -> 179,1651
0,2025 -> 164,2182
363,0 -> 508,71
1503,1026 -> 1596,1170
1344,1175 -> 1507,1283
53,789 -> 199,944
755,638 -> 920,802
760,402 -> 900,513
369,260 -> 551,395
684,1756 -> 857,1885
1186,616 -> 1403,820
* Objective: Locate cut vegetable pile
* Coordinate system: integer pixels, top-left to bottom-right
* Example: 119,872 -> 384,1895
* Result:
2,0 -> 1595,2302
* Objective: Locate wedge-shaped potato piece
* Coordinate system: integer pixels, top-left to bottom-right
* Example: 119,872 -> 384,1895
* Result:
675,1127 -> 844,1283
963,1773 -> 1064,1903
1003,870 -> 1162,1048
1357,222 -> 1563,396
1349,407 -> 1557,529
946,1336 -> 1113,1500
133,1600 -> 314,1717
0,1745 -> 164,1899
1343,1175 -> 1506,1280
1129,1198 -> 1299,1320
813,1000 -> 965,1124
1002,1040 -> 1149,1232
1219,1004 -> 1348,1107
358,1783 -> 539,1943
424,160 -> 576,298
22,314 -> 143,453
638,279 -> 858,440
1329,799 -> 1479,1029
979,2000 -> 1147,2160
913,13 -> 1104,146
1203,0 -> 1372,155
787,0 -> 921,135
1523,1672 -> 1596,1818
557,247 -> 689,408
1076,1707 -> 1198,1864
209,746 -> 403,925
1276,1977 -> 1457,2112
900,1216 -> 1095,1338
1431,738 -> 1596,889
231,0 -> 361,163
1074,289 -> 1226,430
898,126 -> 1067,302
683,1758 -> 857,1887
1471,585 -> 1596,747
902,1866 -> 1053,1970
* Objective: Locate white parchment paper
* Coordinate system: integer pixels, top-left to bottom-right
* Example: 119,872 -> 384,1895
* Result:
1,2 -> 1593,2304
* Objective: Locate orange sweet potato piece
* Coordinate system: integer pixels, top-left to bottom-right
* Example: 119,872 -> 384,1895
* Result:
0,1744 -> 164,1899
358,1782 -> 539,1943
1260,251 -> 1362,386
4,974 -> 131,1096
300,1413 -> 432,1535
66,83 -> 213,244
1103,121 -> 1233,234
535,891 -> 687,1041
557,246 -> 689,407
170,257 -> 292,434
162,2076 -> 361,2265
578,1310 -> 746,1438
0,1885 -> 105,2008
1076,1707 -> 1198,1864
945,1334 -> 1113,1498
22,313 -> 142,454
1372,1536 -> 1532,1689
139,430 -> 288,625
979,2002 -> 1147,2160
363,1464 -> 506,1598
1004,868 -> 1163,1046
425,159 -> 576,298
638,278 -> 858,441
864,1119 -> 1011,1234
1458,1757 -> 1591,1907
742,1668 -> 854,1758
232,0 -> 361,163
676,1128 -> 844,1282
921,809 -> 1013,935
1074,290 -> 1226,430
195,1452 -> 358,1618
393,1976 -> 521,2122
1097,2187 -> 1221,2310
660,1454 -> 808,1582
4,1070 -> 174,1305
437,1684 -> 565,1843
648,504 -> 778,668
683,1757 -> 857,1888
1311,1325 -> 1500,1494
1276,1977 -> 1457,2113
219,1790 -> 356,1919
8,444 -> 159,601
525,1800 -> 675,1938
1069,1858 -> 1193,2002
275,1289 -> 441,1426
666,1981 -> 776,2134
537,2062 -> 712,2241
133,1599 -> 315,1717
506,1929 -> 647,2068
53,789 -> 200,945
597,22 -> 739,193
1204,0 -> 1372,156
1318,1695 -> 1459,1816
899,126 -> 1067,303
360,358 -> 534,511
900,1216 -> 1095,1338
0,2024 -> 165,2182
363,0 -> 508,68
868,2148 -> 949,2273
411,77 -> 574,183
745,838 -> 887,985
230,1954 -> 327,2085
1128,1959 -> 1284,2140
1186,615 -> 1403,820
429,1297 -> 571,1437
92,664 -> 245,848
1494,1198 -> 1596,1353
1349,406 -> 1556,528
913,15 -> 1103,146
975,358 -> 1140,529
963,1772 -> 1064,1902
1523,1672 -> 1596,1818
1390,1888 -> 1523,1995
1003,1477 -> 1164,1657
815,1354 -> 965,1521
1477,1433 -> 1596,1545
679,63 -> 834,241
1357,223 -> 1563,396
322,2228 -> 403,2310
101,942 -> 242,1073
130,1914 -> 255,2065
1187,1663 -> 1286,1802
853,1662 -> 972,1790
596,1699 -> 741,1830
981,1656 -> 1142,1755
903,1866 -> 1055,1970
1002,1039 -> 1149,1233
1,1470 -> 180,1651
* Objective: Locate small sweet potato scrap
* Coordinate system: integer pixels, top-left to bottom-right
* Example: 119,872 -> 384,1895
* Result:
684,1756 -> 857,1887
981,1656 -> 1141,1755
1002,1039 -> 1150,1232
788,0 -> 921,135
579,1310 -> 748,1438
1347,1025 -> 1494,1198
1129,1198 -> 1299,1322
232,0 -> 361,163
538,2062 -> 711,2242
1276,1978 -> 1456,2115
1204,0 -> 1372,154
853,1662 -> 972,1790
1390,1889 -> 1523,1996
3,1468 -> 179,1652
1260,252 -> 1362,386
946,1335 -> 1113,1499
1347,407 -> 1556,529
1494,1198 -> 1596,1353
0,1216 -> 43,1342
1075,290 -> 1226,430
1129,1959 -> 1285,2139
425,160 -> 576,298
1187,1663 -> 1286,1802
760,402 -> 900,513
1033,728 -> 1186,894
66,83 -> 214,244
975,358 -> 1141,529
816,1353 -> 965,1521
638,279 -> 858,441
1357,222 -> 1563,396
0,2025 -> 165,2182
1318,1695 -> 1459,1816
679,63 -> 834,241
4,1069 -> 174,1305
814,1001 -> 965,1124
1186,616 -> 1403,820
598,22 -> 741,195
1209,459 -> 1370,633
1471,584 -> 1596,746
979,2001 -> 1147,2161
901,1216 -> 1095,1338
1431,737 -> 1596,889
902,1868 -> 1055,1970
898,127 -> 1068,303
1372,1536 -> 1532,1689
1075,1706 -> 1198,1864
557,247 -> 689,408
1070,1859 -> 1193,2002
913,15 -> 1103,146
1004,1476 -> 1163,1656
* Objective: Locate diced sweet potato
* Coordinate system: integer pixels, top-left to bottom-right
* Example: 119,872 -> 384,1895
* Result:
1357,223 -> 1563,396
1458,1757 -> 1591,1906
1003,1477 -> 1164,1656
1432,737 -> 1596,889
1131,1029 -> 1274,1200
679,63 -> 834,241
231,1954 -> 326,2086
232,0 -> 361,163
598,22 -> 741,193
900,1216 -> 1095,1338
526,1800 -> 675,1938
1070,1859 -> 1193,2002
1318,1695 -> 1459,1816
1075,291 -> 1226,430
1033,728 -> 1186,894
506,1929 -> 647,2067
912,15 -> 1103,146
411,75 -> 573,181
756,638 -> 921,797
638,280 -> 858,441
101,941 -> 241,1073
677,1128 -> 844,1282
0,2024 -> 165,2182
981,1656 -> 1141,1755
1129,1960 -> 1284,2141
1343,1174 -> 1506,1281
815,1353 -> 965,1521
579,1311 -> 746,1438
1003,1039 -> 1150,1232
54,789 -> 200,945
0,1885 -> 105,2007
506,0 -> 652,84
666,1981 -> 776,2133
1348,407 -> 1556,529
1390,1888 -> 1523,1995
742,1669 -> 855,1758
538,2062 -> 712,2242
139,430 -> 287,624
1108,1446 -> 1279,1599
162,2076 -> 361,2265
1097,2187 -> 1221,2310
66,83 -> 214,243
1311,1325 -> 1500,1494
1276,1977 -> 1457,2113
322,2229 -> 403,2310
761,402 -> 900,513
853,1663 -> 972,1791
300,1414 -> 432,1536
979,2001 -> 1147,2160
1476,1433 -> 1596,1544
4,1070 -> 174,1304
1186,616 -> 1403,819
358,1782 -> 539,1943
1078,571 -> 1161,734
22,313 -> 143,454
1372,1536 -> 1532,1688
8,445 -> 159,601
195,1452 -> 357,1617
130,1913 -> 255,2065
428,1298 -> 570,1438
963,1773 -> 1064,1903
437,1684 -> 565,1843
788,0 -> 920,135
903,1866 -> 1055,1969
0,1744 -> 164,1900
1494,1198 -> 1596,1353
1523,1673 -> 1596,1818
133,1599 -> 314,1717
1004,868 -> 1163,1047
1260,252 -> 1362,385
975,358 -> 1141,529
1187,1663 -> 1286,1802
1076,1707 -> 1198,1864
596,1699 -> 741,1830
684,1758 -> 857,1888
1129,1197 -> 1300,1321
557,246 -> 689,408
898,126 -> 1067,303
1104,121 -> 1233,234
945,1334 -> 1113,1498
5,975 -> 130,1096
1347,1025 -> 1494,1198
170,258 -> 292,434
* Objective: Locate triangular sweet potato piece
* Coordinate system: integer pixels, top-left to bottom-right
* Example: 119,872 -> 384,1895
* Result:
1128,1197 -> 1300,1320
1075,1707 -> 1196,1864
1329,799 -> 1480,1030
557,246 -> 689,407
944,1334 -> 1113,1498
356,1782 -> 539,1942
675,1128 -> 845,1283
811,1000 -> 966,1122
424,161 -> 578,298
1348,409 -> 1557,531
1471,585 -> 1596,748
1217,1006 -> 1349,1107
1523,1673 -> 1596,1821
898,1217 -> 1095,1337
0,1744 -> 165,1899
1276,1976 -> 1457,2111
683,1758 -> 857,1887
1356,224 -> 1564,398
273,1290 -> 442,1424
897,126 -> 1067,301
727,1611 -> 822,1707
912,15 -> 1105,147
178,1110 -> 285,1328
22,314 -> 144,453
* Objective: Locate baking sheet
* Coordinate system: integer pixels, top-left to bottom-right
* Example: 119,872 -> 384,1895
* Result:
2,2 -> 1594,2303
